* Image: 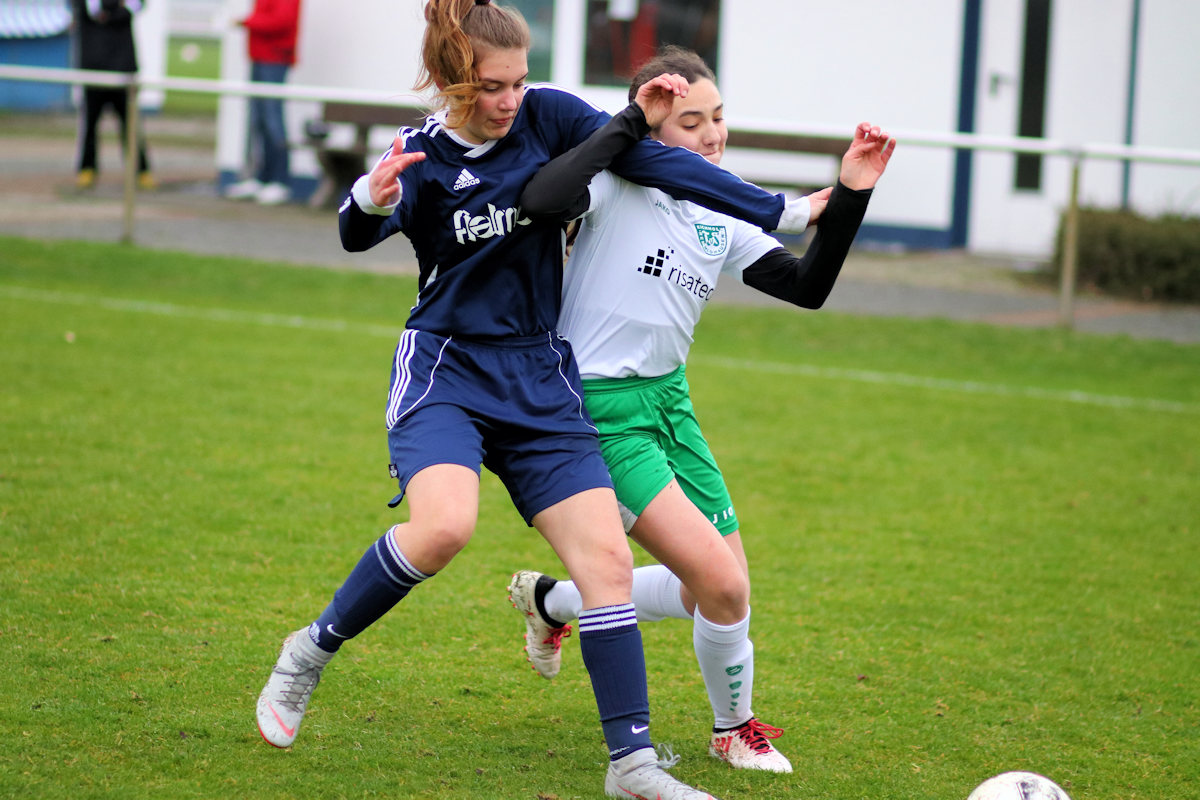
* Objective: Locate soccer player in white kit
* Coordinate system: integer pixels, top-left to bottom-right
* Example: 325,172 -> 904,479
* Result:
253,3 -> 828,796
507,45 -> 895,773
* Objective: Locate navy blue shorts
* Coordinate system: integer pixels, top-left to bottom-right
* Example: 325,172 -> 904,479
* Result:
384,329 -> 614,524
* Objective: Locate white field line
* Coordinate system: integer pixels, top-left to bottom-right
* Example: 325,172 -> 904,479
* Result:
691,355 -> 1199,415
5,284 -> 404,339
7,284 -> 1199,416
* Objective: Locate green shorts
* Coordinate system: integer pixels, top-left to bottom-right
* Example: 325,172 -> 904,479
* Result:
582,366 -> 738,535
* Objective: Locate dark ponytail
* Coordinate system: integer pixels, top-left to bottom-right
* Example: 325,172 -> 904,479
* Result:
627,45 -> 715,104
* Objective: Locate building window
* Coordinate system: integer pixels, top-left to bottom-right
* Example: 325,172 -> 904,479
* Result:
1015,0 -> 1052,191
583,0 -> 721,87
508,0 -> 555,82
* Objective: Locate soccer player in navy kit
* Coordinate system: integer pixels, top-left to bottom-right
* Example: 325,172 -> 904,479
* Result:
506,46 -> 894,776
253,3 -> 815,798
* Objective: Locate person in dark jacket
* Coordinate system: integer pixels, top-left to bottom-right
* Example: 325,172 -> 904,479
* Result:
73,0 -> 154,189
224,0 -> 302,206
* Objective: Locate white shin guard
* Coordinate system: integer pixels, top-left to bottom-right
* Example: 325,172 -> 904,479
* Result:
693,607 -> 754,730
543,563 -> 691,624
630,564 -> 691,622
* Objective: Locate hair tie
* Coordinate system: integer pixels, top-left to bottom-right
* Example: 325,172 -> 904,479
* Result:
474,0 -> 489,5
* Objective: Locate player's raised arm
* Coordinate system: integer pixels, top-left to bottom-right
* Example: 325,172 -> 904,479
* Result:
839,122 -> 896,190
368,134 -> 427,207
339,134 -> 426,253
635,72 -> 689,129
805,123 -> 894,225
741,121 -> 895,307
519,73 -> 688,221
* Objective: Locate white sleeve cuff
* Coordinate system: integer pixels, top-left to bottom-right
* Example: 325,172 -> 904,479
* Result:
351,173 -> 401,216
775,195 -> 812,233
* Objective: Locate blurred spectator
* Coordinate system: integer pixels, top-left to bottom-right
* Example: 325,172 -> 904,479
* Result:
584,0 -> 719,85
73,0 -> 154,190
224,0 -> 301,206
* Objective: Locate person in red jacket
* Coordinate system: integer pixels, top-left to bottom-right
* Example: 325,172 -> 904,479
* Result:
225,0 -> 301,205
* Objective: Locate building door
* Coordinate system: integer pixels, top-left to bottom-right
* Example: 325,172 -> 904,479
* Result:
969,0 -> 1060,257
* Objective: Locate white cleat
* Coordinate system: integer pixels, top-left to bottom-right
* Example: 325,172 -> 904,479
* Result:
225,178 -> 263,200
709,717 -> 793,773
255,182 -> 291,206
507,570 -> 571,679
256,629 -> 325,748
605,746 -> 720,799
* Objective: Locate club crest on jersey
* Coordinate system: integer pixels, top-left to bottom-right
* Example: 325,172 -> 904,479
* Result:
695,224 -> 728,256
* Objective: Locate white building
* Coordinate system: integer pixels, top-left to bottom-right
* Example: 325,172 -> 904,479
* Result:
214,0 -> 1200,259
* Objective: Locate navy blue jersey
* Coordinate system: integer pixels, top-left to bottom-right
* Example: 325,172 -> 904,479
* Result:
339,85 -> 785,339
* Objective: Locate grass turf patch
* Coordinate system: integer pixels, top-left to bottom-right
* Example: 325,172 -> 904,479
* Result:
1,236 -> 1197,799
164,36 -> 223,117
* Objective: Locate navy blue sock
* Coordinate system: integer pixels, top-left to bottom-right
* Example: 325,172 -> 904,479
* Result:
578,604 -> 652,760
309,527 -> 432,653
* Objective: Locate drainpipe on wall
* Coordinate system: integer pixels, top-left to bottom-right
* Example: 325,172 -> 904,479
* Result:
1121,0 -> 1142,210
950,0 -> 983,248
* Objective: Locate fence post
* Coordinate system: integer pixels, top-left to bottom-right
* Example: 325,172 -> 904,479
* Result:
1057,153 -> 1083,329
121,75 -> 140,244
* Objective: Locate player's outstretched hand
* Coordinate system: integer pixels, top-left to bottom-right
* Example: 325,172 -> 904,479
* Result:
634,73 -> 689,129
369,135 -> 427,206
839,122 -> 896,191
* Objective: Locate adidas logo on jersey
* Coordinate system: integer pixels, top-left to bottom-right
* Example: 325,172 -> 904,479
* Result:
453,169 -> 481,190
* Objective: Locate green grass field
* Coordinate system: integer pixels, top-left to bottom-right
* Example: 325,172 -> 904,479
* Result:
2,235 -> 1197,799
164,36 -> 222,117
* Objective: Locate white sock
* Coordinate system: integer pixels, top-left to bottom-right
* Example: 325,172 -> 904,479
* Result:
543,564 -> 691,624
296,626 -> 336,667
693,607 -> 754,730
630,564 -> 690,622
542,579 -> 583,625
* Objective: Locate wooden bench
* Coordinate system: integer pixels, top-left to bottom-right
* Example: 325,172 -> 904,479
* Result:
724,128 -> 849,195
304,101 -> 427,208
727,129 -> 848,158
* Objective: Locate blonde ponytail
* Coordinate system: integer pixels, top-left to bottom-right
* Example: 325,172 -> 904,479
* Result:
417,0 -> 531,128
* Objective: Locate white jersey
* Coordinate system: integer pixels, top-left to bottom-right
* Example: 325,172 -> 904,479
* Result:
560,170 -> 780,378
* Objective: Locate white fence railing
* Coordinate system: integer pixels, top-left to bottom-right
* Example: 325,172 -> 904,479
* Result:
4,63 -> 1200,329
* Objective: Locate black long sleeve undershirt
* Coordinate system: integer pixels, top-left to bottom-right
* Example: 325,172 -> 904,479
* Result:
519,102 -> 652,220
743,182 -> 872,309
519,101 -> 873,309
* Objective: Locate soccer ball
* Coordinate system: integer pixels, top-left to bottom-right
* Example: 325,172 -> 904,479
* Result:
967,772 -> 1071,800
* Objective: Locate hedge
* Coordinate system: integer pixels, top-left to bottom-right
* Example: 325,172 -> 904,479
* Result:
1054,207 -> 1200,302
